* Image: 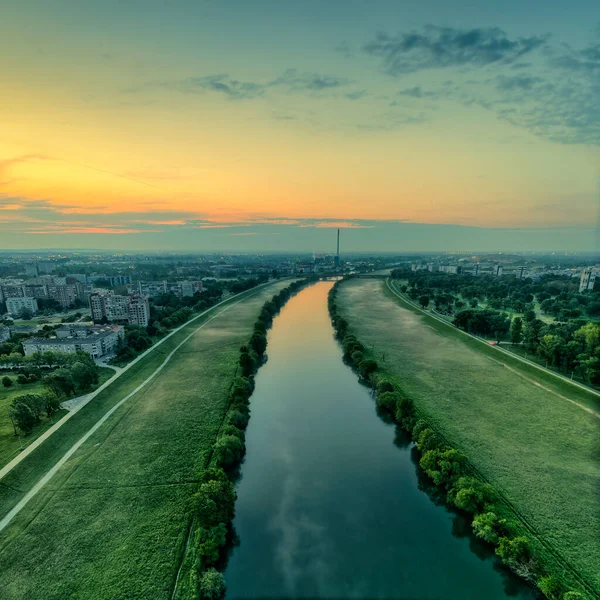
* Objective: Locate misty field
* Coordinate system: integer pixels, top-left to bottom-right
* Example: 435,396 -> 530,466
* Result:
337,278 -> 600,596
0,281 -> 291,600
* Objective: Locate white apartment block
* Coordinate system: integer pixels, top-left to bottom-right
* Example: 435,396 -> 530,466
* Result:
439,265 -> 458,274
6,296 -> 39,315
23,325 -> 125,359
579,267 -> 596,292
89,292 -> 149,327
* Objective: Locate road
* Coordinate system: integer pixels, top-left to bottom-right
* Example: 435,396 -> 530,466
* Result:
385,278 -> 600,405
0,283 -> 272,485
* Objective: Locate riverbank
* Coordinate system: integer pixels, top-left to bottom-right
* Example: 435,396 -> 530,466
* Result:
224,281 -> 535,599
0,280 -> 295,600
334,277 -> 599,599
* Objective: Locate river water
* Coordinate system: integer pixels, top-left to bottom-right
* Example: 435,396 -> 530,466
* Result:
224,282 -> 535,599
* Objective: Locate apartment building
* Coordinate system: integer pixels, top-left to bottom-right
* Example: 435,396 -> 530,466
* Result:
6,296 -> 39,315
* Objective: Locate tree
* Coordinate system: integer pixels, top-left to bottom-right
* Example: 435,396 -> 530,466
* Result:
510,317 -> 523,345
358,359 -> 378,378
44,392 -> 62,417
43,369 -> 75,398
2,376 -> 12,388
198,568 -> 226,600
495,536 -> 529,568
469,298 -> 479,308
472,512 -> 501,544
70,361 -> 98,391
418,295 -> 430,309
537,576 -> 561,599
9,401 -> 36,433
214,434 -> 245,469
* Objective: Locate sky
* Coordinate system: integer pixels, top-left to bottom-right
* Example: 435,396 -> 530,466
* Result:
1,0 -> 599,252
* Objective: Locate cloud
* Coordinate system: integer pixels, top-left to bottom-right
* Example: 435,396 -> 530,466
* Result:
344,90 -> 368,101
363,26 -> 547,75
495,74 -> 545,92
139,69 -> 351,101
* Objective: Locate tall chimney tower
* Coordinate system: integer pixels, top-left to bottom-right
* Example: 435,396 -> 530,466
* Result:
335,228 -> 340,267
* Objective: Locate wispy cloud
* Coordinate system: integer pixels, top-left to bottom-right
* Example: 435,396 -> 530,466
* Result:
130,68 -> 351,101
363,26 -> 547,75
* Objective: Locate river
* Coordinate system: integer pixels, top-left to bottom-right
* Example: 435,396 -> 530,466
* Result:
224,281 -> 536,599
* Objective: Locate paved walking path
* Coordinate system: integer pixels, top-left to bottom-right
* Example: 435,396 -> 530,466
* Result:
0,284 -> 270,484
385,278 -> 600,406
0,285 -> 272,533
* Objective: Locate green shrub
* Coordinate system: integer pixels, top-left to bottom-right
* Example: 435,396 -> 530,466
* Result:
198,523 -> 227,565
214,434 -> 245,469
198,568 -> 227,600
351,350 -> 364,365
495,536 -> 530,568
472,511 -> 501,544
358,358 -> 378,378
449,477 -> 493,513
376,379 -> 395,394
417,428 -> 442,452
376,391 -> 399,413
538,576 -> 562,599
228,410 -> 249,430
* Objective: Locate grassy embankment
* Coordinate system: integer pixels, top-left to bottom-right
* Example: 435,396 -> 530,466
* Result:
0,367 -> 114,470
336,278 -> 600,598
0,281 -> 292,600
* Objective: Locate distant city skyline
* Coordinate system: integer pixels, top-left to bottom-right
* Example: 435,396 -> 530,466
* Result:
1,0 -> 599,250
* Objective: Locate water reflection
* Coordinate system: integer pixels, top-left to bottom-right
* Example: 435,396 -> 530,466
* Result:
224,282 -> 536,599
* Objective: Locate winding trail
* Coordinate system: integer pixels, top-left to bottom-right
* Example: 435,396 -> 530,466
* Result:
0,284 -> 271,533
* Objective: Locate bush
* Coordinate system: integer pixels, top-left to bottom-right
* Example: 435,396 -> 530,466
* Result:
198,568 -> 226,600
562,592 -> 586,600
351,350 -> 364,365
2,376 -> 12,388
358,358 -> 378,378
495,536 -> 530,568
417,428 -> 442,452
214,433 -> 245,470
198,523 -> 227,565
472,511 -> 501,544
449,476 -> 493,513
537,576 -> 562,599
228,410 -> 249,430
420,448 -> 465,489
376,391 -> 399,413
376,379 -> 395,394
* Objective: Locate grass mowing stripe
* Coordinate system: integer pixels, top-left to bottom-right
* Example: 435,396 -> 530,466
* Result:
0,285 -> 273,534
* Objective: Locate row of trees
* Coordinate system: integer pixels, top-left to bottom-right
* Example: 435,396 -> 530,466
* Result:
192,278 -> 312,599
328,280 -> 587,600
392,268 -> 600,322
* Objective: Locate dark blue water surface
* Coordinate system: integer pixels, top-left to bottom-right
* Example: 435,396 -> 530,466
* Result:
225,282 -> 536,600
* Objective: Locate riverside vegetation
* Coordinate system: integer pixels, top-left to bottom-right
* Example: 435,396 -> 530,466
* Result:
177,278 -> 312,600
328,278 -> 591,600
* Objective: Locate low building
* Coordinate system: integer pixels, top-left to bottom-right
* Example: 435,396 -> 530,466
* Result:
579,267 -> 596,292
23,325 -> 124,359
6,296 -> 39,316
138,280 -> 168,298
0,326 -> 9,342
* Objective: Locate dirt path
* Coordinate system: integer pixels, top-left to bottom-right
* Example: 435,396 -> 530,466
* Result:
0,285 -> 272,533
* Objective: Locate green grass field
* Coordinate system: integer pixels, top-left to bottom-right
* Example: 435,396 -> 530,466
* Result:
337,278 -> 600,596
0,367 -> 114,470
0,281 -> 292,600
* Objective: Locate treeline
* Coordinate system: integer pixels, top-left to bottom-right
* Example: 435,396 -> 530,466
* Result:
328,280 -> 588,600
392,268 -> 600,321
187,278 -> 311,600
6,351 -> 99,434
